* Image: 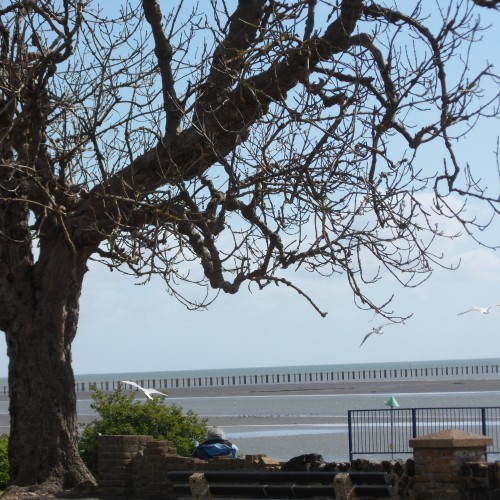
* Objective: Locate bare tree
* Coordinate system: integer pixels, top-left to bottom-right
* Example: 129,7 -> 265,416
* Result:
0,0 -> 498,494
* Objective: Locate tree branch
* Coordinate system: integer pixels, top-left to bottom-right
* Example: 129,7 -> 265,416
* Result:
142,0 -> 183,141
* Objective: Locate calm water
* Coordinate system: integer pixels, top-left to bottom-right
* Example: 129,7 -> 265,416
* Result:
158,390 -> 500,461
1,358 -> 499,462
2,390 -> 498,461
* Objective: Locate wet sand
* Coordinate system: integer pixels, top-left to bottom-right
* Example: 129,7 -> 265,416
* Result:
1,378 -> 498,429
2,377 -> 498,402
161,377 -> 500,398
162,378 -> 500,427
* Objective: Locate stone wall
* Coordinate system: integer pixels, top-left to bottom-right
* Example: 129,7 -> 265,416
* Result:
461,461 -> 500,499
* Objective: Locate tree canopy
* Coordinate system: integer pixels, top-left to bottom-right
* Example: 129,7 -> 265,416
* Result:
0,0 -> 498,494
2,0 -> 498,316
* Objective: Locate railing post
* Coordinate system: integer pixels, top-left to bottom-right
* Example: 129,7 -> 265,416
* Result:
412,408 -> 417,438
347,410 -> 353,462
481,407 -> 487,436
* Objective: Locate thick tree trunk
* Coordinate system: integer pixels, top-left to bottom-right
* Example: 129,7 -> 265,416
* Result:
3,225 -> 96,492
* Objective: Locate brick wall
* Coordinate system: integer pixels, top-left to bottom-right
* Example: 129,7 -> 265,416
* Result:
98,435 -> 153,497
98,430 -> 497,499
98,436 -> 282,499
410,429 -> 493,500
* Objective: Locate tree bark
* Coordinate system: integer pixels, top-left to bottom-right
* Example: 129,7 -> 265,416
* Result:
3,222 -> 96,491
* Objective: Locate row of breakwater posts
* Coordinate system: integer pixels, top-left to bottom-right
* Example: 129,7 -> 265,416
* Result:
1,361 -> 498,396
79,361 -> 499,394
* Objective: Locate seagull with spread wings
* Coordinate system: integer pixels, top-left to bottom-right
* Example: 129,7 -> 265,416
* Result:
121,380 -> 167,400
359,324 -> 394,347
457,304 -> 500,316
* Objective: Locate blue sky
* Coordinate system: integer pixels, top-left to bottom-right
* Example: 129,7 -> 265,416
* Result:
1,1 -> 499,377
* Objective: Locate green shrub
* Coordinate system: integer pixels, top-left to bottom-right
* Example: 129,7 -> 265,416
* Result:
0,433 -> 9,489
78,385 -> 207,476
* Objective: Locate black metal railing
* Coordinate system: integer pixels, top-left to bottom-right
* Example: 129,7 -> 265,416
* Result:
348,406 -> 500,461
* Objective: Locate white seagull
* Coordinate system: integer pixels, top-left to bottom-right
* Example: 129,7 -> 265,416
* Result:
457,304 -> 500,316
359,324 -> 393,347
121,380 -> 167,400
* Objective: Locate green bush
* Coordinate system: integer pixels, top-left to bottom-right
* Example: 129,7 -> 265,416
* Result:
78,385 -> 207,477
0,433 -> 9,489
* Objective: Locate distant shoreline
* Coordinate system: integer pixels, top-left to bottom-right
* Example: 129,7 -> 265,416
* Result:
1,377 -> 499,402
63,376 -> 500,404
1,378 -> 498,431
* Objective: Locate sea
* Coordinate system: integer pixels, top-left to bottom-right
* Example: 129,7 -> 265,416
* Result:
1,358 -> 500,462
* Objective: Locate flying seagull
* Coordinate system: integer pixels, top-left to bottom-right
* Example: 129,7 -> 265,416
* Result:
457,304 -> 500,316
359,324 -> 393,347
121,380 -> 167,400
